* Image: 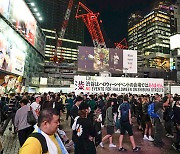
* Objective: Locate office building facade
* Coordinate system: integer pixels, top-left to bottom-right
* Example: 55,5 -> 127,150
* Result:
128,1 -> 176,71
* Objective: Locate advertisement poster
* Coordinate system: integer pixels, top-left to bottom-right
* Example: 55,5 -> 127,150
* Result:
94,48 -> 109,71
78,46 -> 94,71
123,50 -> 137,73
0,18 -> 26,76
78,46 -> 137,73
74,76 -> 164,95
0,0 -> 10,18
109,48 -> 123,72
0,0 -> 37,46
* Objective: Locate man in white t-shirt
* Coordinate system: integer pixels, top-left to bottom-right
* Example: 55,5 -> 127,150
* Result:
31,95 -> 41,120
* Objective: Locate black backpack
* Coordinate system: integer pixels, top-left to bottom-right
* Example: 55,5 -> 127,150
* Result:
120,103 -> 129,122
29,133 -> 48,153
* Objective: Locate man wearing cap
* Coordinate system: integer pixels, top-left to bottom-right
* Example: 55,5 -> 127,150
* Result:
31,95 -> 41,120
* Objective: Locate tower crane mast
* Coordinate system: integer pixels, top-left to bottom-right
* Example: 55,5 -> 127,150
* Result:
53,0 -> 74,63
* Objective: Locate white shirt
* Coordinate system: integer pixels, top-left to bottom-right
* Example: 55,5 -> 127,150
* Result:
30,102 -> 41,120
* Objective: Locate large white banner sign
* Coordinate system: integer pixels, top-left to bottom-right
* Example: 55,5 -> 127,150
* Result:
74,76 -> 164,95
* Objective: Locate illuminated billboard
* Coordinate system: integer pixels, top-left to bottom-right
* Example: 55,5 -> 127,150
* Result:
0,18 -> 26,76
0,0 -> 37,46
0,0 -> 10,18
123,50 -> 137,73
78,46 -> 137,73
170,34 -> 180,50
0,0 -> 45,55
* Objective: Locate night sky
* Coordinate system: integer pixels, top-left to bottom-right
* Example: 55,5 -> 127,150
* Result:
85,0 -> 176,47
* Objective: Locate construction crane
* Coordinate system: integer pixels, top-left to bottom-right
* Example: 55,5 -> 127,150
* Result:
115,38 -> 128,49
52,0 -> 74,63
75,2 -> 106,49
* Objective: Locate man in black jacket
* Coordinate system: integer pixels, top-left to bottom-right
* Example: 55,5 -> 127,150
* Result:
70,96 -> 83,127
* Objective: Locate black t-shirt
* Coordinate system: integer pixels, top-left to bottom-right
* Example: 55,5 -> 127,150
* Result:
72,117 -> 96,143
112,98 -> 118,113
71,105 -> 79,119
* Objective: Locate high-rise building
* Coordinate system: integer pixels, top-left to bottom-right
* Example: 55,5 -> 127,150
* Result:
128,1 -> 175,71
172,0 -> 180,33
170,1 -> 180,83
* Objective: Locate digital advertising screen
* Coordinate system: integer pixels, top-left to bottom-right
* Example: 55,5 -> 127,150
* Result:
0,0 -> 37,46
78,46 -> 137,74
0,18 -> 26,76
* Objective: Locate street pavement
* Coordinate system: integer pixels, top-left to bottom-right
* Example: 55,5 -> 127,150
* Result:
0,116 -> 179,154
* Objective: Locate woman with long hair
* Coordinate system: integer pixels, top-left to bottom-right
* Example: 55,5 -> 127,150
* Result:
142,96 -> 154,142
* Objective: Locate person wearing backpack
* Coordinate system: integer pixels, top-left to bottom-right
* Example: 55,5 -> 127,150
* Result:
14,98 -> 34,146
118,95 -> 140,152
153,94 -> 164,147
19,108 -> 68,154
1,93 -> 19,135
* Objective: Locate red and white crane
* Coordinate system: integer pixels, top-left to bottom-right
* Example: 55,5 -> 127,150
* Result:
75,2 -> 128,50
75,2 -> 106,49
52,0 -> 74,63
115,38 -> 128,49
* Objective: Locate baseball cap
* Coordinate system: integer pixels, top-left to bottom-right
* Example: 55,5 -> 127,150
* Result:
35,94 -> 41,98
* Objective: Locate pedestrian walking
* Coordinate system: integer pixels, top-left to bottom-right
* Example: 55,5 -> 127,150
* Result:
118,95 -> 140,152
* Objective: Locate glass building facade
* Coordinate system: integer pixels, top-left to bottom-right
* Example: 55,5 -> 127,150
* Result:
128,1 -> 176,70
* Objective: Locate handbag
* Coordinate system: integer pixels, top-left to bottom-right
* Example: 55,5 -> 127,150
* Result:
27,106 -> 36,125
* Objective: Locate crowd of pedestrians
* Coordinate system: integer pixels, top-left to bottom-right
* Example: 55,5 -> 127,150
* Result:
0,91 -> 179,154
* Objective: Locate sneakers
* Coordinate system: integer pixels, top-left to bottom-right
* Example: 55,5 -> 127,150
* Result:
99,142 -> 104,148
172,143 -> 180,152
99,142 -> 116,148
166,133 -> 174,138
143,135 -> 149,140
148,136 -> 154,142
109,144 -> 117,148
115,129 -> 120,134
133,147 -> 141,152
118,147 -> 127,152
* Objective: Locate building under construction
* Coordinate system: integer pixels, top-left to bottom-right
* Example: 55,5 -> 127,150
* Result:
25,0 -> 86,87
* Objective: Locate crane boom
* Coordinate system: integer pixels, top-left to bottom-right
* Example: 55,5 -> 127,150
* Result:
53,0 -> 74,63
75,2 -> 106,49
115,38 -> 128,49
